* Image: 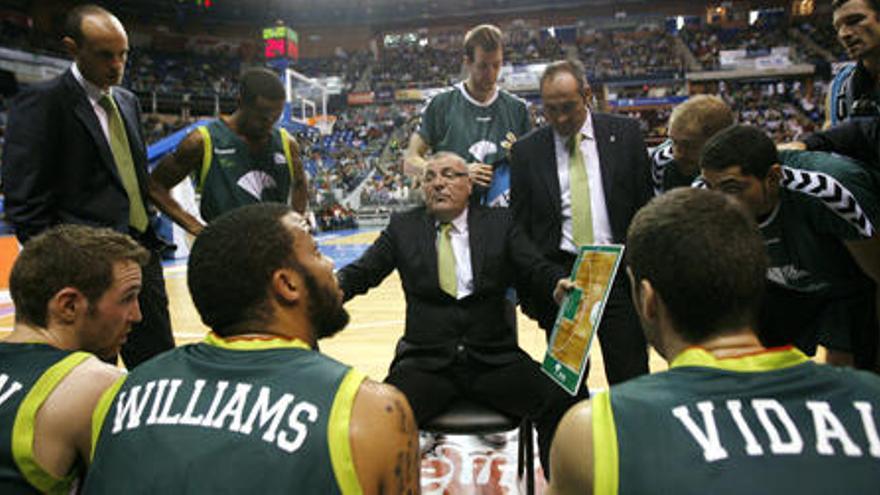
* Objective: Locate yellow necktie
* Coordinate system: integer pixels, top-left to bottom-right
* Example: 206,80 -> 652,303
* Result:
437,223 -> 457,298
99,93 -> 149,233
568,133 -> 593,246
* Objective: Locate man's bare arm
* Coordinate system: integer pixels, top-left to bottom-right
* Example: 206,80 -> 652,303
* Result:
286,135 -> 309,214
548,401 -> 593,495
148,130 -> 207,236
403,132 -> 430,177
34,357 -> 123,478
350,380 -> 420,495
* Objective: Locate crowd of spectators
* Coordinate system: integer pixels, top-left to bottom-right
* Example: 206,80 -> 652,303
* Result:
718,79 -> 824,142
577,28 -> 684,80
679,17 -> 793,70
372,43 -> 463,91
505,28 -> 566,64
126,48 -> 241,98
296,49 -> 373,91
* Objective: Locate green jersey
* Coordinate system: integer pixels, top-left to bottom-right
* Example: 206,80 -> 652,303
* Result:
85,334 -> 366,494
0,343 -> 91,494
196,120 -> 296,222
766,150 -> 878,298
593,347 -> 880,495
419,82 -> 531,206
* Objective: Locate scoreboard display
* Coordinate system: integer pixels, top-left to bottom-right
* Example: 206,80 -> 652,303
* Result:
263,25 -> 299,61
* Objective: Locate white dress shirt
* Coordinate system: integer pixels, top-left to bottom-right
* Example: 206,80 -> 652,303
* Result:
437,207 -> 474,299
553,111 -> 613,254
71,62 -> 112,145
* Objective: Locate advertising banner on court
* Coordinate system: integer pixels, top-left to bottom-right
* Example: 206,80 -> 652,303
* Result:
542,245 -> 624,395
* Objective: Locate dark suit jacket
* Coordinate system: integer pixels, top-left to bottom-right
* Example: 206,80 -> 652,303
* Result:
337,205 -> 565,371
2,69 -> 161,247
509,112 -> 652,253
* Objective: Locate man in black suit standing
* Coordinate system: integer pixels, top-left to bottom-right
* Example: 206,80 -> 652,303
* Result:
510,59 -> 652,385
337,152 -> 579,475
2,4 -> 174,367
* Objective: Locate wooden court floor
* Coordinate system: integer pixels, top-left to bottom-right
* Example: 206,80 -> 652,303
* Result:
0,228 -> 667,386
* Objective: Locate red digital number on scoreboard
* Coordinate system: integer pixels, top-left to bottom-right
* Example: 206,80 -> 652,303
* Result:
264,38 -> 285,58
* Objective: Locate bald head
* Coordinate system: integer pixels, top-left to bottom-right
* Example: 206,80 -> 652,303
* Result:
668,95 -> 735,174
63,5 -> 128,90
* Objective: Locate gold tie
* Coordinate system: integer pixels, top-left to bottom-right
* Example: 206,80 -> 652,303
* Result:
99,93 -> 149,233
568,133 -> 593,246
437,223 -> 457,298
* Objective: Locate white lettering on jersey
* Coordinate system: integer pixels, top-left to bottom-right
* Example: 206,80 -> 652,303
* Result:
211,382 -> 253,432
112,381 -> 156,433
726,400 -> 763,456
156,379 -> 184,425
672,402 -> 729,462
200,380 -> 230,427
807,401 -> 863,456
145,379 -> 169,425
178,379 -> 207,426
277,401 -> 319,453
853,402 -> 880,458
240,387 -> 294,443
753,399 -> 803,454
106,378 -> 323,455
0,374 -> 23,408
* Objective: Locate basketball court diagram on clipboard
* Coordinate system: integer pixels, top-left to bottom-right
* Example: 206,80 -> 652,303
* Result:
542,244 -> 624,395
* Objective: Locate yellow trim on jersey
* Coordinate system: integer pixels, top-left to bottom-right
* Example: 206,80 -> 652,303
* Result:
203,332 -> 311,351
592,391 -> 619,495
327,369 -> 367,495
196,126 -> 213,193
670,346 -> 809,373
12,352 -> 91,494
280,127 -> 296,183
90,375 -> 128,461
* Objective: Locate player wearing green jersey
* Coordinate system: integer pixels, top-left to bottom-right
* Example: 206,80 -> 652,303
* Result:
149,68 -> 308,235
548,188 -> 880,495
85,205 -> 419,494
404,24 -> 531,206
700,125 -> 880,370
1,225 -> 146,493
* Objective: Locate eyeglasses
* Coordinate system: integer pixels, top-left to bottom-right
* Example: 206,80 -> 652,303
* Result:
423,169 -> 469,183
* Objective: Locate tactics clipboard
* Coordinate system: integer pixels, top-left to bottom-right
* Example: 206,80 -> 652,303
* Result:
541,244 -> 625,395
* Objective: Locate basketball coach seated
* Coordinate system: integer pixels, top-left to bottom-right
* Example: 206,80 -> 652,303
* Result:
337,152 -> 580,475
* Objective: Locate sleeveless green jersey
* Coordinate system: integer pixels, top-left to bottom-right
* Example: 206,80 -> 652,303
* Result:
196,119 -> 296,222
0,343 -> 91,494
419,83 -> 530,206
593,347 -> 880,495
85,334 -> 366,494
